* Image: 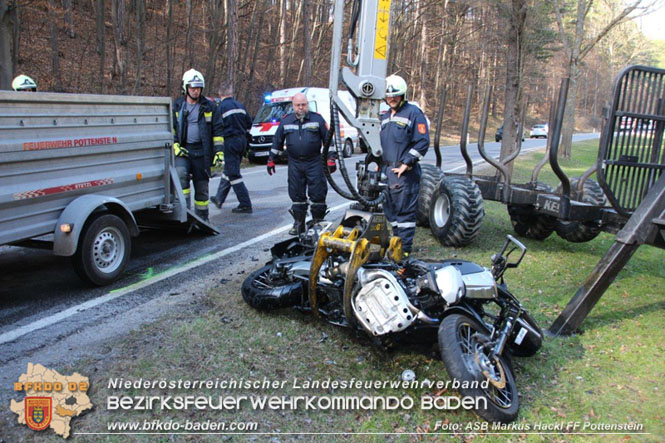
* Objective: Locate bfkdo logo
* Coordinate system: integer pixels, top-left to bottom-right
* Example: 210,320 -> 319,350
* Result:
10,363 -> 93,438
25,397 -> 52,431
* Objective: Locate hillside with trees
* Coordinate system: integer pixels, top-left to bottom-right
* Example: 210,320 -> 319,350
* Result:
0,0 -> 661,151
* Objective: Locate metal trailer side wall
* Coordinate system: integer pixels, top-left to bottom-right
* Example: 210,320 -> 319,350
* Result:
0,92 -> 173,247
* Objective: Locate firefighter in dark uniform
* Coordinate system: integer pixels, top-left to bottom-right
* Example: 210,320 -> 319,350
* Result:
172,69 -> 224,221
267,92 -> 337,235
211,83 -> 253,213
380,74 -> 429,256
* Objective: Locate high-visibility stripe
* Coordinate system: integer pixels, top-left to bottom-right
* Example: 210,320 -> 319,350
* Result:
408,148 -> 423,159
204,112 -> 213,122
270,148 -> 281,155
302,122 -> 319,129
230,178 -> 243,185
175,112 -> 179,118
293,202 -> 308,206
220,173 -> 229,181
284,124 -> 299,131
396,222 -> 416,228
214,136 -> 224,145
182,188 -> 191,194
194,199 -> 210,207
392,116 -> 412,126
222,108 -> 247,119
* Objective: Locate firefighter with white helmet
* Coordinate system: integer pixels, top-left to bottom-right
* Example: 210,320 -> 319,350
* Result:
172,69 -> 224,221
379,74 -> 429,256
12,75 -> 37,92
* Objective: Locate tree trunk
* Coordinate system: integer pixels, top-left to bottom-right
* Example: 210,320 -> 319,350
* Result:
302,0 -> 311,85
166,0 -> 174,95
279,0 -> 286,81
0,0 -> 13,89
63,0 -> 75,38
226,0 -> 238,89
133,0 -> 145,94
185,0 -> 194,68
204,0 -> 224,93
111,0 -> 126,92
48,0 -> 63,91
499,0 -> 527,178
96,0 -> 106,93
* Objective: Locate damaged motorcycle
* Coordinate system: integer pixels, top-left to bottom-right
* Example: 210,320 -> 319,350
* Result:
242,213 -> 543,423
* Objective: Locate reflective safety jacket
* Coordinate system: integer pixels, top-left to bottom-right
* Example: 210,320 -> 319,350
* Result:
270,112 -> 330,160
173,95 -> 224,167
218,97 -> 252,138
379,101 -> 429,167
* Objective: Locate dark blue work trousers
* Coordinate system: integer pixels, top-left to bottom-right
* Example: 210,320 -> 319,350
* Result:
383,165 -> 421,253
288,156 -> 327,220
214,136 -> 252,208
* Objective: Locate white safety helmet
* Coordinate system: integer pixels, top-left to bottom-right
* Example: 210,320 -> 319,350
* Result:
12,74 -> 37,91
182,69 -> 205,94
385,74 -> 407,98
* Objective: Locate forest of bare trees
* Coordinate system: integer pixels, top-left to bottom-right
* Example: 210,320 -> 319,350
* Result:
0,0 -> 661,153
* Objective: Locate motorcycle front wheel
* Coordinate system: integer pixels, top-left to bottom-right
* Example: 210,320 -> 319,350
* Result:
241,265 -> 304,311
438,313 -> 519,423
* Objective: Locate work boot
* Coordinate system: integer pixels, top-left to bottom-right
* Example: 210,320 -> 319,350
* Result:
211,196 -> 222,209
288,209 -> 306,236
195,208 -> 209,222
232,206 -> 253,214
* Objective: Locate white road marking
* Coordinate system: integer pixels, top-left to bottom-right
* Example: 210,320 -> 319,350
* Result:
2,135 -> 598,345
0,201 -> 352,345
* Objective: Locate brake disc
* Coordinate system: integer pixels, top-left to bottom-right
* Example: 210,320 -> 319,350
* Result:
473,337 -> 507,389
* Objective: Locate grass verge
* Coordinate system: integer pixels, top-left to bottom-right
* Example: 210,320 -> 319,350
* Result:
11,139 -> 664,441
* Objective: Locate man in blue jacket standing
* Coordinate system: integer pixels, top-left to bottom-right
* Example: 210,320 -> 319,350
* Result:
212,82 -> 253,213
380,74 -> 429,256
266,92 -> 337,235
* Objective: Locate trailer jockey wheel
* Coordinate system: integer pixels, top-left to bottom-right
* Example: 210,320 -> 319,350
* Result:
73,213 -> 131,286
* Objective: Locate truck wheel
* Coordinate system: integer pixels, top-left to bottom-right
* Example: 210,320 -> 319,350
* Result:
73,213 -> 131,286
343,139 -> 354,158
555,178 -> 606,243
508,182 -> 555,240
416,164 -> 444,227
429,176 -> 484,247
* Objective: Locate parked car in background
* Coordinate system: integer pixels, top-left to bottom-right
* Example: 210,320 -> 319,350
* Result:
495,125 -> 524,142
530,123 -> 549,138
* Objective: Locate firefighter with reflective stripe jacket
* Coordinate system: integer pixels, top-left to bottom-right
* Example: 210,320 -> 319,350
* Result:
172,69 -> 224,221
212,82 -> 253,213
380,74 -> 429,255
267,92 -> 336,235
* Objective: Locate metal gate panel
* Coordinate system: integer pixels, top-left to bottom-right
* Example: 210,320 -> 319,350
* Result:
597,65 -> 665,217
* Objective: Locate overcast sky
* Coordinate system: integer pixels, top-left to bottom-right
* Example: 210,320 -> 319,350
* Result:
638,3 -> 665,40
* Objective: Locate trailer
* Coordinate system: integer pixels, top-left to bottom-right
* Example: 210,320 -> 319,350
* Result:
0,91 -> 218,286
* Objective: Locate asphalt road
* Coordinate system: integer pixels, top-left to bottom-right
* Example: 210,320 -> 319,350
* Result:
0,133 -> 598,406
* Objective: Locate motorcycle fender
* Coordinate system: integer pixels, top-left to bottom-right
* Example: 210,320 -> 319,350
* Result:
442,305 -> 489,334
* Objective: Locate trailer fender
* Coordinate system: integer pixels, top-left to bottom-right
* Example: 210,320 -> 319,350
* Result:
53,195 -> 139,256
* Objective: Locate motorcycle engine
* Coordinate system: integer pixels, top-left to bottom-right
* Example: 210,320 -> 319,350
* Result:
352,268 -> 417,336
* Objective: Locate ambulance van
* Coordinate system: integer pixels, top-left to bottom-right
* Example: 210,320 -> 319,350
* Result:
248,87 -> 361,163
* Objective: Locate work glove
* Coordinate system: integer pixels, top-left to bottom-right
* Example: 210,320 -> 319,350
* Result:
327,158 -> 337,174
267,159 -> 276,176
173,142 -> 188,157
213,150 -> 225,168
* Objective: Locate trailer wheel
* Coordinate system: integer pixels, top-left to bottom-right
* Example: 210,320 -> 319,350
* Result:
429,176 -> 484,246
508,182 -> 556,240
416,164 -> 445,227
555,178 -> 607,243
73,213 -> 131,286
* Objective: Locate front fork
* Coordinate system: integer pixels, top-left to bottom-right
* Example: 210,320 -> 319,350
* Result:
489,304 -> 522,357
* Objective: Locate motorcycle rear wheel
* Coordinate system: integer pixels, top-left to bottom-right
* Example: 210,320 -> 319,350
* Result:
241,265 -> 304,311
438,313 -> 519,423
